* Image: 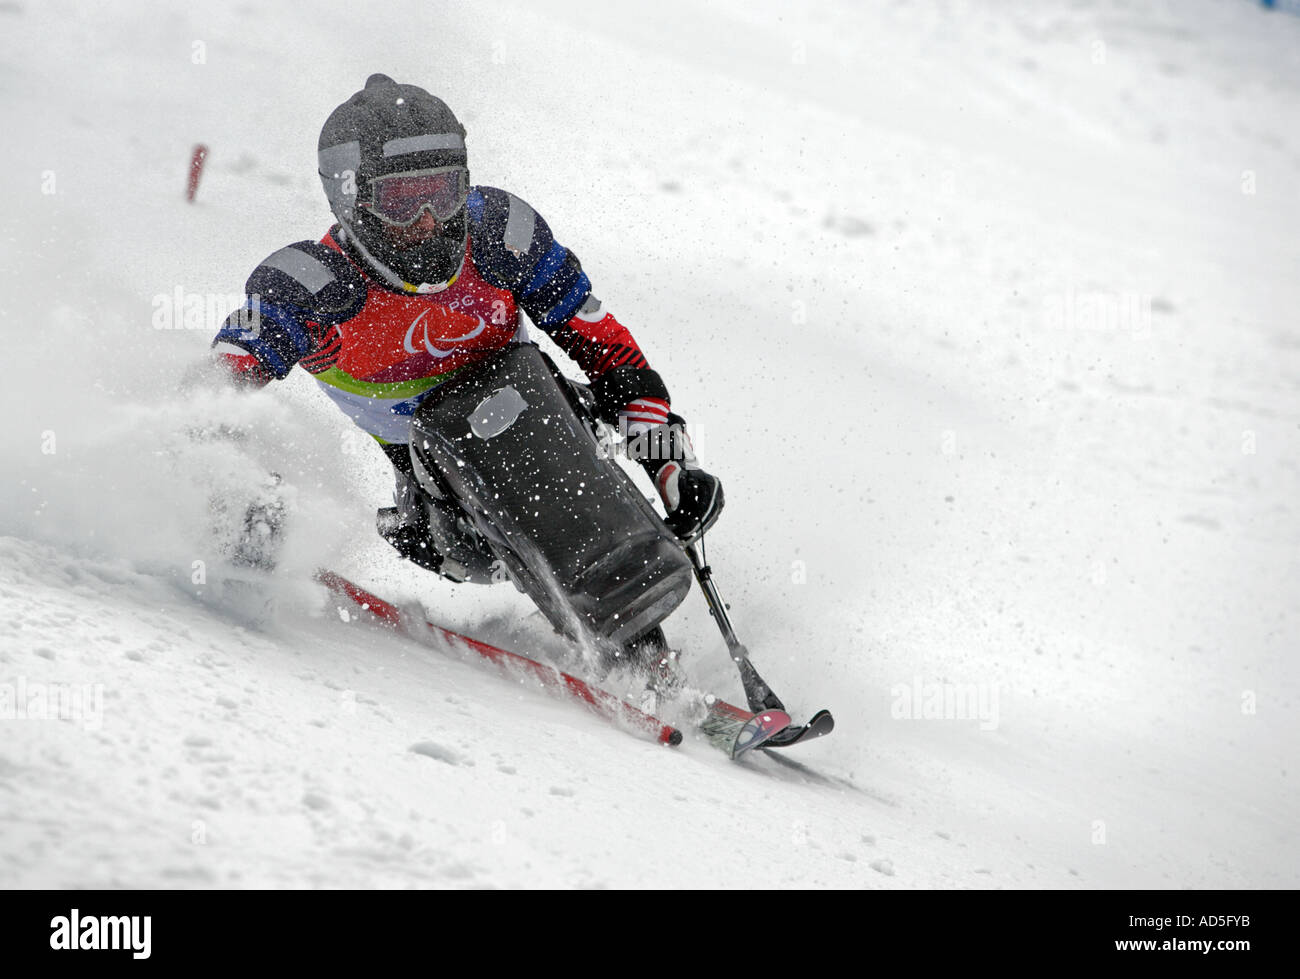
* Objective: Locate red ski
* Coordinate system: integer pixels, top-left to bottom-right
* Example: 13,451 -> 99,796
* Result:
316,570 -> 683,746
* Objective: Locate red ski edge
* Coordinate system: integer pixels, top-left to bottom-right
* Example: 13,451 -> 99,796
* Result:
315,570 -> 682,747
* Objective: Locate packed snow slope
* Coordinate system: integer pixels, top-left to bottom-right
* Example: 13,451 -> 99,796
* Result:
2,0 -> 1297,888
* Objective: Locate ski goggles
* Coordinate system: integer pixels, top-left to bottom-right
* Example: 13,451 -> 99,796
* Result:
362,167 -> 469,226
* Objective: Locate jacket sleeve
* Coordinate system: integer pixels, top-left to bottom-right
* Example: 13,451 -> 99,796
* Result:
209,240 -> 365,384
468,186 -> 672,422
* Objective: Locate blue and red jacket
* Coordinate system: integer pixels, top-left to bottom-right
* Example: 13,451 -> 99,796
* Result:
211,186 -> 672,446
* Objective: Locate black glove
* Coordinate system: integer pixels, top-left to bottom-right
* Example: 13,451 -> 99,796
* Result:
651,463 -> 724,543
631,418 -> 724,543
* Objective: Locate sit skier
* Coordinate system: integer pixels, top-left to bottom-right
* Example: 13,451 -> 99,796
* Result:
206,74 -> 723,679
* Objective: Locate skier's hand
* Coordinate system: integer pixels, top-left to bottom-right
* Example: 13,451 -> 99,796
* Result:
178,351 -> 269,395
628,418 -> 724,543
652,462 -> 724,543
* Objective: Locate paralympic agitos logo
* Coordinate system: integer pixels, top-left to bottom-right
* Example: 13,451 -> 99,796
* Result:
402,307 -> 488,358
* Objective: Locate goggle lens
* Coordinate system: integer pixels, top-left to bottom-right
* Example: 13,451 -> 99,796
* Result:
366,169 -> 467,226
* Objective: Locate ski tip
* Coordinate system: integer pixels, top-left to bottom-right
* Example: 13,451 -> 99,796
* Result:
760,708 -> 835,750
731,709 -> 793,759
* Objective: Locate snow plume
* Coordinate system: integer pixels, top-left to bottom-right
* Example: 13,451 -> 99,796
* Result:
0,274 -> 355,614
0,3 -> 367,619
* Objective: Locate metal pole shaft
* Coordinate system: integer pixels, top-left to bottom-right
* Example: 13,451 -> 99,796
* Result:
686,540 -> 743,654
685,539 -> 785,713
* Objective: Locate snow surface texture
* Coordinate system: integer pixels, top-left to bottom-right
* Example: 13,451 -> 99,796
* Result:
2,0 -> 1297,888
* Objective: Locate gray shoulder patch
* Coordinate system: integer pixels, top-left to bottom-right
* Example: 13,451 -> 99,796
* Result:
262,246 -> 334,294
502,195 -> 537,257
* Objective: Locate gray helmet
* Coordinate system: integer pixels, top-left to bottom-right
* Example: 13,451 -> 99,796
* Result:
317,74 -> 469,293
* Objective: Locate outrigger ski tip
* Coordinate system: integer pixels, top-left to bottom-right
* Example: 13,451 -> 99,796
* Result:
761,708 -> 835,749
733,709 -> 793,758
699,698 -> 792,759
